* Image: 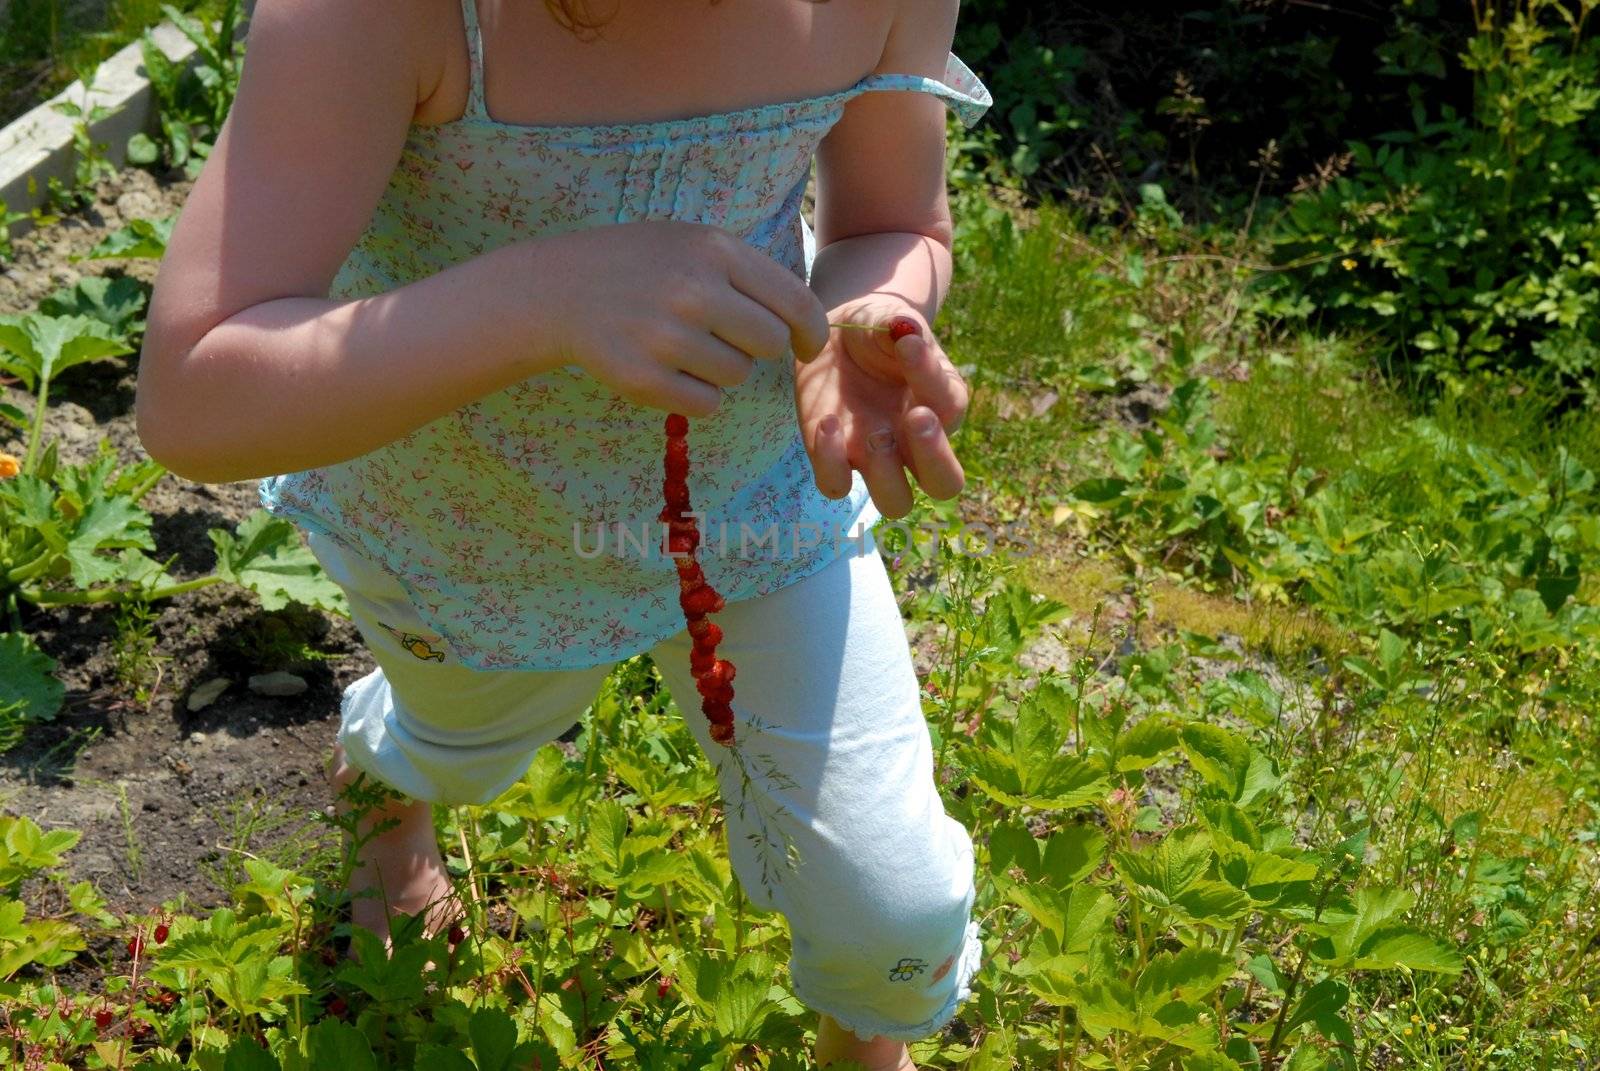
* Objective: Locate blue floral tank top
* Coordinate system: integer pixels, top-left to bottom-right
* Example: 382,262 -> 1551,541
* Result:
260,0 -> 992,670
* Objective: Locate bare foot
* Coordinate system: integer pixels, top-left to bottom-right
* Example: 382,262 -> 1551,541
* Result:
326,743 -> 464,953
815,1014 -> 916,1071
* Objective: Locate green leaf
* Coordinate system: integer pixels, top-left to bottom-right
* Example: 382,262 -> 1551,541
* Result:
0,634 -> 65,725
585,799 -> 628,873
1137,948 -> 1236,1007
1072,477 -> 1129,504
468,1007 -> 519,1071
1183,1052 -> 1246,1071
988,821 -> 1039,880
1172,880 -> 1253,924
63,493 -> 154,587
1285,977 -> 1349,1038
412,1046 -> 475,1071
210,511 -> 348,613
499,747 -> 584,820
1353,926 -> 1464,974
1041,824 -> 1106,887
1180,723 -> 1253,799
222,1037 -> 282,1071
127,132 -> 161,166
304,1020 -> 377,1071
82,215 -> 176,260
39,276 -> 148,337
1114,827 -> 1212,903
1115,715 -> 1179,772
0,312 -> 130,389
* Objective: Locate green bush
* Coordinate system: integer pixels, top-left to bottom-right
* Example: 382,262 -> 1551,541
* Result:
1261,0 -> 1600,399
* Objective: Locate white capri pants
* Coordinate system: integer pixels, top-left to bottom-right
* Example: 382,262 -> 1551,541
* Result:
306,531 -> 984,1043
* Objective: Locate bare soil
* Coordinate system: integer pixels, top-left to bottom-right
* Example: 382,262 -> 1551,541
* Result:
2,165 -> 367,915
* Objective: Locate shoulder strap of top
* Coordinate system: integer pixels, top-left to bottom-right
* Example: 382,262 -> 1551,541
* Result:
458,0 -> 489,121
849,52 -> 993,130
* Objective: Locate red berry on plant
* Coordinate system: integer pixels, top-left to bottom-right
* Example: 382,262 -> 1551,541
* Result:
94,1008 -> 114,1031
448,924 -> 466,946
326,996 -> 348,1018
127,934 -> 143,959
153,923 -> 169,944
888,316 -> 921,342
656,974 -> 673,999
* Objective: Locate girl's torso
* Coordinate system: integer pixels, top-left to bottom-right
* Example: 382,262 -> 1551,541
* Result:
261,0 -> 990,671
413,0 -> 897,131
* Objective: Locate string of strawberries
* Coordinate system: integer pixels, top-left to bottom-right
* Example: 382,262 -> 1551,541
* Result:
663,316 -> 920,748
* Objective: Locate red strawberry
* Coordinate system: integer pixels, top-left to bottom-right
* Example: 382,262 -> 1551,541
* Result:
326,996 -> 348,1018
680,586 -> 722,616
697,677 -> 734,702
665,414 -> 688,438
93,1008 -> 114,1031
668,530 -> 697,554
703,659 -> 735,686
888,316 -> 921,342
709,722 -> 736,745
690,649 -> 716,675
448,924 -> 466,946
656,974 -> 673,999
703,699 -> 734,724
127,934 -> 144,959
153,923 -> 169,945
687,619 -> 720,644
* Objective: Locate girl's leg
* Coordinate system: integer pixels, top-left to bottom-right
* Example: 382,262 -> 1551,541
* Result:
650,546 -> 982,1068
307,531 -> 612,945
325,739 -> 459,943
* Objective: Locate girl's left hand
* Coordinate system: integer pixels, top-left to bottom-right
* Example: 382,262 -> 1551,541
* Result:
794,302 -> 969,519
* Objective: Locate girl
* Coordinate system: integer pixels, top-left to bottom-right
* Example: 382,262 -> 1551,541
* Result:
136,0 -> 991,1065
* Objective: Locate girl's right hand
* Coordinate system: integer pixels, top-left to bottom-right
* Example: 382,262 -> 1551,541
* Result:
535,221 -> 832,416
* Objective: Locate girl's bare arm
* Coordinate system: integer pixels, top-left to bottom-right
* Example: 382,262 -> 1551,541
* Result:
807,0 -> 960,318
135,0 -> 568,482
138,0 -> 826,484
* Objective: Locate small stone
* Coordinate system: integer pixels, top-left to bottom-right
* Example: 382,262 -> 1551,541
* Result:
188,731 -> 205,744
185,678 -> 230,712
249,671 -> 308,697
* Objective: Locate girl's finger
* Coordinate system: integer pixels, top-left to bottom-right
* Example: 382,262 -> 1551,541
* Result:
806,413 -> 853,499
857,424 -> 915,519
894,333 -> 969,433
707,291 -> 794,363
674,330 -> 757,389
634,367 -> 721,417
899,406 -> 964,500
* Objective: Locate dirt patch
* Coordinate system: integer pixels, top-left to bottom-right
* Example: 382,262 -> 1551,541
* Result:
2,164 -> 364,915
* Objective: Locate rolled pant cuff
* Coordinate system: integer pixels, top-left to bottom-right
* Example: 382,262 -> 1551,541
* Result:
795,919 -> 985,1045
